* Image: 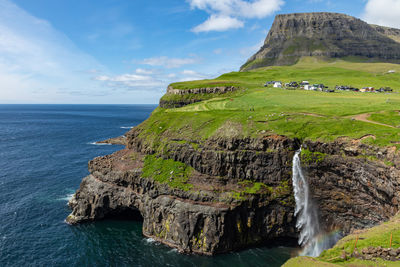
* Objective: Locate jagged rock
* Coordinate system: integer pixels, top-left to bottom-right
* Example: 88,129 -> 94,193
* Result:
67,148 -> 297,255
241,12 -> 400,71
67,126 -> 400,254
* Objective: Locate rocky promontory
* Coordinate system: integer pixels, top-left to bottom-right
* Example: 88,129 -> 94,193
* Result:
67,125 -> 400,254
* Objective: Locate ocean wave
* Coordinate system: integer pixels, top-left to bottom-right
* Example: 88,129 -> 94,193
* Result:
120,126 -> 134,129
145,238 -> 156,243
167,248 -> 178,254
87,142 -> 112,146
58,193 -> 75,202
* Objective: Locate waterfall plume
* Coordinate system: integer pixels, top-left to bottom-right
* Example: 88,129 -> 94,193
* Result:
292,149 -> 340,257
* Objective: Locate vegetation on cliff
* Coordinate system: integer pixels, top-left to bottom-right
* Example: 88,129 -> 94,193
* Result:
150,57 -> 400,151
284,212 -> 400,266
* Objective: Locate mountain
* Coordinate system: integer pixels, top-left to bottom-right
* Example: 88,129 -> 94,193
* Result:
241,12 -> 400,71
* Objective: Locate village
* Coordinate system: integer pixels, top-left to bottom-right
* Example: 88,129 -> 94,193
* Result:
264,80 -> 394,93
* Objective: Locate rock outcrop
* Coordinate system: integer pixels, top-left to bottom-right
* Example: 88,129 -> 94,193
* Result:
159,86 -> 238,108
241,12 -> 400,71
67,140 -> 298,255
67,126 -> 400,255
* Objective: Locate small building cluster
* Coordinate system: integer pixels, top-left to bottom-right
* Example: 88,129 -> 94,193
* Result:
336,85 -> 393,93
264,80 -> 334,92
264,80 -> 394,93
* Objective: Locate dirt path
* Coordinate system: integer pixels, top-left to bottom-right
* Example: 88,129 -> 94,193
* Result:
298,112 -> 325,117
352,113 -> 397,128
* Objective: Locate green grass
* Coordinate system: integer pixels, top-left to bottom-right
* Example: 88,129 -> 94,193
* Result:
137,57 -> 400,152
370,110 -> 400,127
141,155 -> 193,191
301,149 -> 327,164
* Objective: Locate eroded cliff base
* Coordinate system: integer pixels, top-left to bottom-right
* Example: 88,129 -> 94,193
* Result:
67,129 -> 400,255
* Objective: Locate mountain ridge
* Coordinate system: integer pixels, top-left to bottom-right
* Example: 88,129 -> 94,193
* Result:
241,12 -> 400,71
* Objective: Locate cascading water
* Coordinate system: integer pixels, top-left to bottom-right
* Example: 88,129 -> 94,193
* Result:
292,148 -> 340,257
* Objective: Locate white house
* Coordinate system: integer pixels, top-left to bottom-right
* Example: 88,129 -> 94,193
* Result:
388,70 -> 396,74
273,82 -> 282,88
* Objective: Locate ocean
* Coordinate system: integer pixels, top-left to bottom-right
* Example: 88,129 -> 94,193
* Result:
0,104 -> 295,266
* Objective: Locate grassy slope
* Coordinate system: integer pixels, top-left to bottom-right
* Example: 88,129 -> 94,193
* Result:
142,57 -> 400,149
284,213 -> 400,266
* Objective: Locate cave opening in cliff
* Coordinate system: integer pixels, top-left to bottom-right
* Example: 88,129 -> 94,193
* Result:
106,207 -> 144,222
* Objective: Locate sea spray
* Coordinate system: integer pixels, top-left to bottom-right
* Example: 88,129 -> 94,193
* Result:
292,149 -> 340,257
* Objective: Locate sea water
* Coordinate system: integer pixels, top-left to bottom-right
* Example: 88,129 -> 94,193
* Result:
0,104 -> 295,266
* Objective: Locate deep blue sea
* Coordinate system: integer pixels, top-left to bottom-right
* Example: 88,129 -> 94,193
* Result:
0,105 -> 295,267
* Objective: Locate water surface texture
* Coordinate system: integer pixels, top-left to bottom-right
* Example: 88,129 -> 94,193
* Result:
0,105 -> 295,266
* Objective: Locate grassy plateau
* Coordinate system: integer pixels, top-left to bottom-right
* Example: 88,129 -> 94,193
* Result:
139,57 -> 400,149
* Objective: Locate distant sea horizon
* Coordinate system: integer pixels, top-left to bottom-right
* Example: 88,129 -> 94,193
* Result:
0,104 -> 295,266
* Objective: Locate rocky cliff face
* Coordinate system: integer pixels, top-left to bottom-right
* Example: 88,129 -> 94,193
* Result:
67,125 -> 400,255
67,134 -> 299,255
241,12 -> 400,71
159,86 -> 238,108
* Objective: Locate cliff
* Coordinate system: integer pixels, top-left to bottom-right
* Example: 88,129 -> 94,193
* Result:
67,127 -> 400,254
241,12 -> 400,71
67,12 -> 400,258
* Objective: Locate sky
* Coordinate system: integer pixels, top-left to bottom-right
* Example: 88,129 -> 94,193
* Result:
1,0 -> 400,104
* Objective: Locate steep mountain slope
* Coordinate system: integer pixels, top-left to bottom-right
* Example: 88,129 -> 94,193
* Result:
241,12 -> 400,71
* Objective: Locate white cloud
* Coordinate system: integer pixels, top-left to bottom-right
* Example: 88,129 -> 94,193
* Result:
187,0 -> 284,32
140,56 -> 199,68
363,0 -> 400,28
192,14 -> 244,32
135,68 -> 155,74
94,73 -> 164,89
0,0 -> 107,103
179,69 -> 209,81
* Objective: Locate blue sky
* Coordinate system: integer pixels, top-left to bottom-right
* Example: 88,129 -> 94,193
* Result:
1,0 -> 399,104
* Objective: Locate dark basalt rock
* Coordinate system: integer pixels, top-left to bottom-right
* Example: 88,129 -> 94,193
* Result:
67,130 -> 400,255
67,148 -> 296,255
241,12 -> 400,71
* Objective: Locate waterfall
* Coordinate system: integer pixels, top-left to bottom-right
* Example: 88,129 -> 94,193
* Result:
292,148 -> 340,257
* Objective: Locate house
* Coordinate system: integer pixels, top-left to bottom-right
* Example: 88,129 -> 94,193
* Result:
300,81 -> 309,86
264,81 -> 276,87
304,84 -> 317,90
377,87 -> 393,92
273,81 -> 282,88
360,87 -> 374,92
388,70 -> 396,74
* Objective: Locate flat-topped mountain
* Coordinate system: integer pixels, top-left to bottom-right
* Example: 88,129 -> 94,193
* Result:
241,12 -> 400,71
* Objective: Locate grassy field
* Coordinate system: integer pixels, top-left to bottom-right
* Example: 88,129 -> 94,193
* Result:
139,57 -> 400,150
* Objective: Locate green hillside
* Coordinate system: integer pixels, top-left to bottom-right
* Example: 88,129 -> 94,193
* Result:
140,57 -> 400,151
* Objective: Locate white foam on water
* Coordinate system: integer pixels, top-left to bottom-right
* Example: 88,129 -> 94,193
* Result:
87,142 -> 112,146
58,193 -> 75,202
120,126 -> 134,129
145,238 -> 156,243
